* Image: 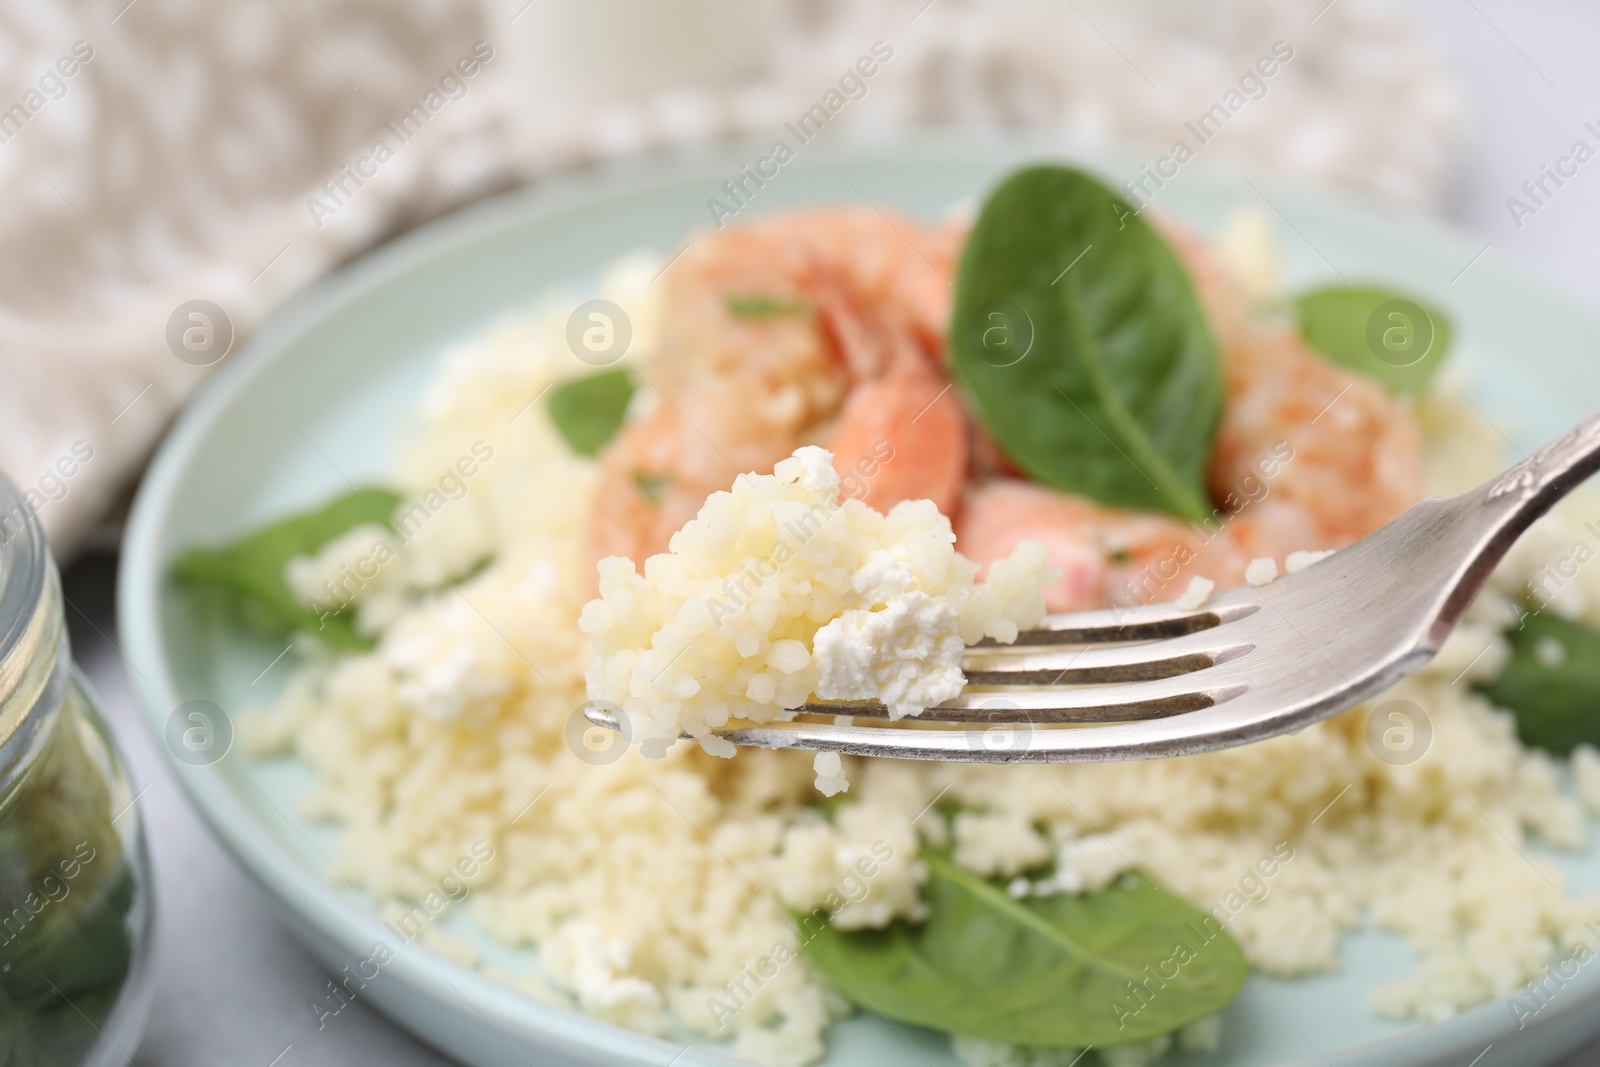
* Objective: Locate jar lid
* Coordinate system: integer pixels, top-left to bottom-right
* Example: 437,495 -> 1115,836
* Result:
0,472 -> 66,795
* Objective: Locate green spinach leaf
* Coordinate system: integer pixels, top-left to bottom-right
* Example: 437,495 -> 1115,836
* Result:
1478,612 -> 1600,755
801,850 -> 1246,1047
549,368 -> 635,457
951,166 -> 1222,521
171,487 -> 400,650
1294,285 -> 1451,396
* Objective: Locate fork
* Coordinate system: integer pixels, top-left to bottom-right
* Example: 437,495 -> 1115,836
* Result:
585,413 -> 1600,763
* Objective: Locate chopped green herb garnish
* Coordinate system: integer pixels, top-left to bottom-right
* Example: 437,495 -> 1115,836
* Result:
724,293 -> 812,319
809,793 -> 850,822
631,471 -> 674,504
549,368 -> 635,457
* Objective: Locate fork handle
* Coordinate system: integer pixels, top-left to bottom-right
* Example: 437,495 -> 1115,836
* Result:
1477,411 -> 1600,518
1436,411 -> 1600,628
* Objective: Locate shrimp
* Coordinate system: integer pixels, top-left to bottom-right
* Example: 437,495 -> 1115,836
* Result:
1165,220 -> 1425,544
956,480 -> 1332,613
826,340 -> 967,516
1208,324 -> 1423,543
954,481 -> 1134,612
590,209 -> 965,567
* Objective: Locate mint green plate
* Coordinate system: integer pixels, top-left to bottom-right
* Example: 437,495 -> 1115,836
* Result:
120,134 -> 1600,1067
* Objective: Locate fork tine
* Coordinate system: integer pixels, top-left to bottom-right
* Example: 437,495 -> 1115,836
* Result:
805,665 -> 1244,721
960,636 -> 1254,684
792,687 -> 1223,723
990,600 -> 1258,646
690,673 -> 1252,760
580,667 -> 1248,739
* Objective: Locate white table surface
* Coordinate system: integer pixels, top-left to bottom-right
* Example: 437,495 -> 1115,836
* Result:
73,3 -> 1600,1063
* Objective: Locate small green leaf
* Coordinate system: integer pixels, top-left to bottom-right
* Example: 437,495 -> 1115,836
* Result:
809,793 -> 850,823
1478,612 -> 1600,755
801,850 -> 1246,1047
1294,285 -> 1452,397
951,166 -> 1223,522
549,369 -> 635,457
630,471 -> 673,504
724,293 -> 811,319
171,487 -> 400,650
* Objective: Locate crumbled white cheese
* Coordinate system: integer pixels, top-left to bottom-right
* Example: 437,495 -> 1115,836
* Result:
540,922 -> 668,1033
1176,576 -> 1215,610
1035,833 -> 1133,896
285,523 -> 398,610
1178,1015 -> 1225,1053
1286,549 -> 1336,574
381,595 -> 511,721
950,1036 -> 1087,1067
1100,1036 -> 1174,1067
1433,621 -> 1509,686
582,446 -> 1055,755
812,592 -> 965,719
1245,556 -> 1279,587
813,751 -> 849,796
1536,635 -> 1569,668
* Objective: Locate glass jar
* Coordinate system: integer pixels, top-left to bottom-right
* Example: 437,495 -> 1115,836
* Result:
0,474 -> 154,1065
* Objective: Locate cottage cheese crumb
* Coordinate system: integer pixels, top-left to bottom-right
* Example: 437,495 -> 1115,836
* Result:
285,523 -> 397,609
1536,635 -> 1569,668
1036,833 -> 1133,896
1179,1015 -> 1224,1052
541,921 -> 669,1033
1286,549 -> 1336,574
1101,1036 -> 1173,1067
582,447 -> 1055,755
1177,576 -> 1215,610
950,1036 -> 1085,1067
1245,556 -> 1279,587
813,592 -> 964,719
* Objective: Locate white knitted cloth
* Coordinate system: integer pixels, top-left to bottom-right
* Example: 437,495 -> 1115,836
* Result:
0,0 -> 1461,557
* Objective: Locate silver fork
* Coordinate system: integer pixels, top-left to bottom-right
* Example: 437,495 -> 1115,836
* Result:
586,413 -> 1600,763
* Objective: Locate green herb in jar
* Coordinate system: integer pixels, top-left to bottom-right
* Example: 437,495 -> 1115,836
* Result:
0,685 -> 137,1067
